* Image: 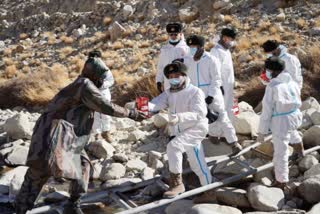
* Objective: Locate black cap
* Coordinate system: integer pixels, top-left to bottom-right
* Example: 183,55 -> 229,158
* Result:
186,35 -> 205,47
166,23 -> 182,33
265,56 -> 285,72
221,28 -> 237,39
164,61 -> 188,78
262,40 -> 279,52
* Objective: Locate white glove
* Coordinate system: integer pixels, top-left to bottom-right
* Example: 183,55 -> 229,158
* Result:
257,133 -> 266,143
168,114 -> 179,126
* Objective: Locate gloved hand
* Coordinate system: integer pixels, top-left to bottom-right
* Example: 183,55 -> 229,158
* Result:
157,82 -> 163,93
257,133 -> 266,143
206,108 -> 219,124
168,114 -> 179,125
220,86 -> 225,95
205,96 -> 214,105
129,109 -> 148,121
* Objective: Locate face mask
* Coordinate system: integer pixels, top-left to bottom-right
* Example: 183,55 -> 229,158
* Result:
189,47 -> 197,56
266,70 -> 272,79
225,41 -> 235,49
169,77 -> 182,86
266,53 -> 273,58
169,38 -> 180,43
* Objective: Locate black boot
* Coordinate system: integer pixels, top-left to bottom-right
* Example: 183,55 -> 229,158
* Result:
63,198 -> 84,214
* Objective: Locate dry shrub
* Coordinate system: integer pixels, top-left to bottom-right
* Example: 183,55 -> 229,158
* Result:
315,18 -> 320,27
123,40 -> 135,48
59,46 -> 74,59
3,65 -> 18,78
269,26 -> 278,34
112,41 -> 124,50
235,37 -> 251,52
155,35 -> 168,43
60,35 -> 74,44
3,48 -> 12,56
224,15 -> 233,24
0,63 -> 71,108
138,41 -> 151,48
296,18 -> 306,29
69,56 -> 85,73
238,78 -> 266,108
103,17 -> 112,25
3,57 -> 14,66
258,20 -> 271,32
19,33 -> 29,40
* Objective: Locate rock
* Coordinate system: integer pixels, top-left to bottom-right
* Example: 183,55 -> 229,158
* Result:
114,117 -> 136,130
179,7 -> 199,23
91,162 -> 103,180
298,176 -> 320,204
102,178 -> 142,189
238,53 -> 252,63
234,112 -> 260,136
303,125 -> 320,148
308,202 -> 320,214
126,159 -> 147,172
300,97 -> 320,111
151,159 -> 164,171
127,129 -> 146,141
5,145 -> 29,166
141,167 -> 155,180
72,26 -> 86,38
213,0 -> 230,10
122,5 -> 134,18
276,13 -> 286,21
300,109 -> 315,130
9,171 -> 27,198
247,183 -> 285,211
238,101 -> 255,113
215,187 -> 251,208
310,110 -> 320,125
299,155 -> 319,172
100,163 -> 126,181
289,165 -> 300,178
202,139 -> 233,157
142,184 -> 164,197
87,139 -> 115,159
309,27 -> 320,36
15,45 -> 25,53
4,113 -> 34,140
113,153 -> 128,163
44,191 -> 70,203
0,166 -> 28,194
253,168 -> 274,186
109,21 -> 126,41
188,204 -> 242,214
165,200 -> 194,214
304,163 -> 320,179
153,113 -> 169,128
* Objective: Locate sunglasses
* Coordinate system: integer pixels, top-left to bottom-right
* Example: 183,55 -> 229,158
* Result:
169,33 -> 178,36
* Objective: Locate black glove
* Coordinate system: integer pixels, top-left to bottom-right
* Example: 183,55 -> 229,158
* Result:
220,86 -> 225,95
206,108 -> 219,124
128,109 -> 146,121
157,82 -> 163,93
205,96 -> 213,105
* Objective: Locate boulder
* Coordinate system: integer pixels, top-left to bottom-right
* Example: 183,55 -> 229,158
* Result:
44,191 -> 70,203
213,0 -> 230,10
109,21 -> 126,41
215,187 -> 251,208
238,101 -> 255,113
122,5 -> 134,18
4,113 -> 34,140
5,145 -> 29,166
179,7 -> 199,23
276,12 -> 286,21
188,204 -> 242,214
141,167 -> 155,180
300,97 -> 319,111
300,109 -> 315,130
247,183 -> 285,211
114,117 -> 136,130
127,129 -> 146,141
87,139 -> 115,159
165,200 -> 194,214
303,125 -> 320,148
234,112 -> 260,136
202,139 -> 232,157
102,178 -> 142,189
310,110 -> 320,125
91,162 -> 103,180
298,176 -> 320,204
113,153 -> 129,163
9,171 -> 27,198
100,163 -> 126,181
153,113 -> 169,128
126,159 -> 147,172
309,27 -> 320,36
0,166 -> 28,194
304,163 -> 320,179
308,202 -> 320,214
299,155 -> 319,172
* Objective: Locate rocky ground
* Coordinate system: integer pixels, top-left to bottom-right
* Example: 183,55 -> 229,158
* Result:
0,0 -> 320,213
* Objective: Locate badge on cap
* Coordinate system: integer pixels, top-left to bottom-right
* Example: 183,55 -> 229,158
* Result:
171,27 -> 175,32
169,66 -> 174,71
188,39 -> 192,45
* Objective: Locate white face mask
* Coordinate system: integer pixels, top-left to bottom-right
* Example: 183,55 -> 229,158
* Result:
225,41 -> 236,49
266,69 -> 272,79
266,53 -> 273,58
189,47 -> 197,56
169,38 -> 180,43
169,76 -> 183,86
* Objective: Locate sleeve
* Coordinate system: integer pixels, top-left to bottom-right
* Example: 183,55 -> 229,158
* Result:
149,92 -> 169,112
258,86 -> 273,134
156,49 -> 166,83
100,70 -> 114,90
81,80 -> 129,117
291,57 -> 303,89
208,57 -> 223,97
177,90 -> 207,123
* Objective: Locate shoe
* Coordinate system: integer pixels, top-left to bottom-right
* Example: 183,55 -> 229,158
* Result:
163,173 -> 185,198
193,191 -> 217,204
229,142 -> 243,157
290,142 -> 305,161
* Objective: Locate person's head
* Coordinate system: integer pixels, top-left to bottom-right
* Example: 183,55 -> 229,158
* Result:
186,35 -> 205,56
81,50 -> 108,88
220,28 -> 237,49
166,23 -> 183,43
262,40 -> 281,57
164,61 -> 188,87
265,56 -> 285,79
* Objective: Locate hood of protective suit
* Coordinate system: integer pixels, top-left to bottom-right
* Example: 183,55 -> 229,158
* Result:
273,72 -> 292,84
279,45 -> 288,58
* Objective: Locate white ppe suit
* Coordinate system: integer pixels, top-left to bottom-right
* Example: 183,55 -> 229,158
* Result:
150,78 -> 212,186
92,70 -> 114,134
210,43 -> 235,121
278,45 -> 303,90
156,40 -> 189,90
184,52 -> 238,143
258,73 -> 302,183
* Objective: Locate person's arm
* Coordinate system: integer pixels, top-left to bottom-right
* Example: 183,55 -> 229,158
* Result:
291,56 -> 303,89
149,92 -> 169,113
208,57 -> 222,98
100,70 -> 114,89
258,86 -> 273,134
155,49 -> 165,84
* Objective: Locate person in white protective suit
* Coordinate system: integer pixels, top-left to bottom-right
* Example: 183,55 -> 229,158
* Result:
156,23 -> 189,93
261,40 -> 304,158
183,35 -> 242,156
91,51 -> 115,142
210,28 -> 237,122
149,61 -> 213,202
257,57 -> 303,189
